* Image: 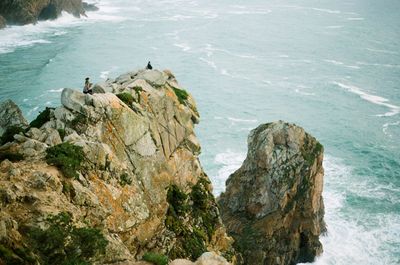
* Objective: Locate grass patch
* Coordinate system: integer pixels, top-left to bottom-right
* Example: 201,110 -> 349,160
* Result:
30,107 -> 54,128
172,87 -> 189,105
117,93 -> 135,106
0,125 -> 25,145
0,151 -> 24,162
46,142 -> 85,179
143,252 -> 168,265
29,212 -> 107,265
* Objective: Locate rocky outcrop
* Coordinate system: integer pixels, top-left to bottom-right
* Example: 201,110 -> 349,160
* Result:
0,100 -> 28,137
219,121 -> 326,265
0,69 -> 235,264
0,0 -> 86,26
0,15 -> 5,29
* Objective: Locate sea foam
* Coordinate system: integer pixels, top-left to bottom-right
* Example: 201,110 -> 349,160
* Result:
333,82 -> 400,117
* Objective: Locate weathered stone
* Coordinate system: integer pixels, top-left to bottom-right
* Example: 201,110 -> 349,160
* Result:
219,121 -> 325,265
61,88 -> 88,113
0,99 -> 28,137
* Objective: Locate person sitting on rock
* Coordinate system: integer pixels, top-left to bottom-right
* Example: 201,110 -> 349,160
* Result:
83,77 -> 93,95
146,61 -> 153,70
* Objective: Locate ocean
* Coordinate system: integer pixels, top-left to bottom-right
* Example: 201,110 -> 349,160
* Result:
0,0 -> 399,264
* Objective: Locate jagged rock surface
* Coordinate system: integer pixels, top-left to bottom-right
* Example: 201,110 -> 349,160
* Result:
0,69 -> 234,264
219,121 -> 326,265
0,0 -> 85,26
0,100 -> 28,137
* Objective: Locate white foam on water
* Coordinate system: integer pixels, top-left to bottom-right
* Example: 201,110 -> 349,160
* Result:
227,117 -> 258,123
356,61 -> 400,69
311,8 -> 341,14
227,9 -> 272,15
347,17 -> 365,21
100,71 -> 110,79
326,25 -> 344,29
212,150 -> 246,195
48,88 -> 64,93
174,43 -> 191,52
204,44 -> 256,59
295,88 -> 315,96
0,2 -> 128,54
382,121 -> 400,138
333,82 -> 400,117
324,60 -> 360,69
199,57 -> 217,70
306,156 -> 400,265
365,48 -> 399,55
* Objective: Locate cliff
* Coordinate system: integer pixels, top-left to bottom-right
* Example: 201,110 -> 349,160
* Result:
0,0 -> 90,26
0,69 -> 235,264
219,122 -> 326,265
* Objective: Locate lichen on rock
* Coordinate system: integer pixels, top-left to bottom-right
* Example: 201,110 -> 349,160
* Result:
219,121 -> 326,265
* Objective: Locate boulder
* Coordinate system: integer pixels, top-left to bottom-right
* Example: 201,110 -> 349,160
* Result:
219,121 -> 326,265
0,99 -> 28,137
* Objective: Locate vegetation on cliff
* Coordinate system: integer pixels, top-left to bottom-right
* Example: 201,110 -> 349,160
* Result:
45,142 -> 85,179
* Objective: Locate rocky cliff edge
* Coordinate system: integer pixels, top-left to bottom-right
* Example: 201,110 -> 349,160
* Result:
0,69 -> 235,264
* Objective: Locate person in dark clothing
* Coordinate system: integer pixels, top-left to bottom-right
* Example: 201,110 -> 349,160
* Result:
83,77 -> 93,95
146,61 -> 153,70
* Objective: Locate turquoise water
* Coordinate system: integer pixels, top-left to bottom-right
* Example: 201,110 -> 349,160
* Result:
0,0 -> 399,263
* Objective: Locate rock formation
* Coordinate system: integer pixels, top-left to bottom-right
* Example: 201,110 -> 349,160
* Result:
0,100 -> 28,137
0,69 -> 235,264
0,15 -> 5,29
219,121 -> 326,265
0,0 -> 88,26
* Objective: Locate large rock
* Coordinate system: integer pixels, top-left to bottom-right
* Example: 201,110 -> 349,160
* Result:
0,0 -> 85,26
0,69 -> 235,264
0,99 -> 28,137
219,121 -> 325,265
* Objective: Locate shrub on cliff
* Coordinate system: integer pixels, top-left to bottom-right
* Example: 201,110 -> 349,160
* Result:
172,87 -> 189,105
30,107 -> 54,128
143,252 -> 168,265
45,142 -> 84,179
0,125 -> 25,145
0,151 -> 24,162
117,93 -> 135,106
29,212 -> 108,265
165,179 -> 219,261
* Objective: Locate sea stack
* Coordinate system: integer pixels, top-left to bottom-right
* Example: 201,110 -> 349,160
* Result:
219,121 -> 326,265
